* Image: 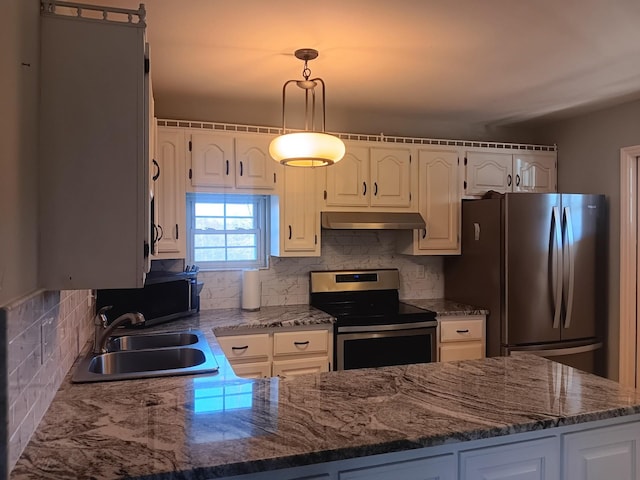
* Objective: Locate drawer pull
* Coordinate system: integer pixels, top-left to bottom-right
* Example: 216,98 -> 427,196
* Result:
231,345 -> 249,350
456,329 -> 470,333
294,341 -> 310,346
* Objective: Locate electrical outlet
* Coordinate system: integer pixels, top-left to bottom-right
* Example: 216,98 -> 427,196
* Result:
416,264 -> 425,279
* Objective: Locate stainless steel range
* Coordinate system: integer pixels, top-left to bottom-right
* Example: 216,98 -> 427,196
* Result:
310,269 -> 437,370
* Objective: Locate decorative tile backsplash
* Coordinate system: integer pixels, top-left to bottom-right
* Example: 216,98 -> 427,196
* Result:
2,289 -> 93,473
199,230 -> 444,310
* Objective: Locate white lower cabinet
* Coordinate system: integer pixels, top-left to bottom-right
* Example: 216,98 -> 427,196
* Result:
460,437 -> 560,480
220,418 -> 640,480
272,357 -> 329,378
339,454 -> 455,480
563,422 -> 640,480
216,328 -> 332,379
438,315 -> 486,362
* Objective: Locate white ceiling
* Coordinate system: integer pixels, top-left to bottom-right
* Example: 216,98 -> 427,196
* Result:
80,0 -> 640,128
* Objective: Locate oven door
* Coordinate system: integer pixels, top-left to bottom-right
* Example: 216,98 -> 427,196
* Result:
336,322 -> 437,370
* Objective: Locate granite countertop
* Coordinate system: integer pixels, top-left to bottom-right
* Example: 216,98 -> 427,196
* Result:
10,306 -> 640,480
403,298 -> 489,316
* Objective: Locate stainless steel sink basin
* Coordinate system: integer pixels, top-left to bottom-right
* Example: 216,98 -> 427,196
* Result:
107,332 -> 199,352
72,329 -> 219,383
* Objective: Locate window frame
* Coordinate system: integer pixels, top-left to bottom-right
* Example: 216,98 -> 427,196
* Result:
186,193 -> 269,270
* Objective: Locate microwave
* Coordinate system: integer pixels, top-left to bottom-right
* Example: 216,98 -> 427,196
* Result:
97,270 -> 200,327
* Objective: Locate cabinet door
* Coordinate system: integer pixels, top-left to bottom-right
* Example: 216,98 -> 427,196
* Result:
325,144 -> 370,207
232,361 -> 272,379
272,357 -> 329,378
370,147 -> 412,207
417,150 -> 460,251
513,153 -> 557,193
155,128 -> 186,257
563,422 -> 640,480
439,343 -> 484,362
235,136 -> 278,190
465,151 -> 513,195
460,437 -> 560,480
190,133 -> 235,188
282,167 -> 320,253
339,454 -> 455,480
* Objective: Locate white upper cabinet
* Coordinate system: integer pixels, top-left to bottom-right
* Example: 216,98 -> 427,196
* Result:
465,150 -> 556,196
235,136 -> 278,190
513,153 -> 557,192
465,151 -> 513,195
189,132 -> 278,191
324,143 -> 415,211
155,127 -> 186,259
398,149 -> 460,255
39,5 -> 151,289
325,145 -> 370,207
271,166 -> 321,257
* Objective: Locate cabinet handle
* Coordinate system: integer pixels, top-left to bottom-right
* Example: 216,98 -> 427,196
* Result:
175,224 -> 179,240
422,228 -> 427,239
152,159 -> 160,181
157,224 -> 164,241
288,225 -> 292,240
226,160 -> 229,175
294,341 -> 310,346
456,329 -> 470,333
374,182 -> 378,196
231,345 -> 249,350
152,224 -> 159,243
515,174 -> 521,186
240,161 -> 244,176
363,182 -> 367,196
507,174 -> 512,186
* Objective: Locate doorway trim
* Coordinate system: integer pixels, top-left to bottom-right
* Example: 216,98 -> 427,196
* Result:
619,145 -> 640,388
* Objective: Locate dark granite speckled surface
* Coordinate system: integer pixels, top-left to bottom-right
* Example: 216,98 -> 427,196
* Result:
9,307 -> 640,480
403,298 -> 489,316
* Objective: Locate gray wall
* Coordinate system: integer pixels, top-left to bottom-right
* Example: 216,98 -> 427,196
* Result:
0,0 -> 39,307
533,98 -> 640,380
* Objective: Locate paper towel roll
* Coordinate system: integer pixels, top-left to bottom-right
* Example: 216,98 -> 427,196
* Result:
241,269 -> 261,311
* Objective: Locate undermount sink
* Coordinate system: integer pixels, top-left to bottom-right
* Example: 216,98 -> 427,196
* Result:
106,332 -> 199,352
72,329 -> 219,383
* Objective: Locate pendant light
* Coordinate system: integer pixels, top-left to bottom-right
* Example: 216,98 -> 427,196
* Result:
269,48 -> 345,167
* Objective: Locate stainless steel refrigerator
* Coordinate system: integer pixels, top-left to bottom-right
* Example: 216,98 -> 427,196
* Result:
444,193 -> 607,375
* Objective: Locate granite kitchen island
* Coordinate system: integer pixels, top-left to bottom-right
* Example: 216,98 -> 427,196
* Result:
9,308 -> 640,480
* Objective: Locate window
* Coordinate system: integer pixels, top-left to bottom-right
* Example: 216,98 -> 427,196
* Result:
186,193 -> 268,270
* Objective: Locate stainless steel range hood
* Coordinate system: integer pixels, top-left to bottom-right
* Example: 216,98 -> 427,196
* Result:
321,211 -> 426,230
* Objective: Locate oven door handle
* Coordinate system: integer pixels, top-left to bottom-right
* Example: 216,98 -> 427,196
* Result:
337,321 -> 438,333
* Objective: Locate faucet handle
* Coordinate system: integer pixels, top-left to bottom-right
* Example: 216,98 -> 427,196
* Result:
95,305 -> 112,326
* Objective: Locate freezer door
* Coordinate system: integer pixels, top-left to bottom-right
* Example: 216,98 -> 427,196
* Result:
507,342 -> 604,376
560,194 -> 605,341
505,193 -> 561,345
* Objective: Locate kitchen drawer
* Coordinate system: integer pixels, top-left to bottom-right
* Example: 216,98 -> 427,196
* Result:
440,318 -> 484,343
440,342 -> 484,362
273,330 -> 329,356
217,333 -> 270,361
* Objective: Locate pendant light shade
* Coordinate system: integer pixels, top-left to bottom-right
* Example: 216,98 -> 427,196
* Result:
270,48 -> 345,167
269,131 -> 346,167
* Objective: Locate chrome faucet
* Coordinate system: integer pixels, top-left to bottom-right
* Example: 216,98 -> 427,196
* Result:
93,306 -> 145,354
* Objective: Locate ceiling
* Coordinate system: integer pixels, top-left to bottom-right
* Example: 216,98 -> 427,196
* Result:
78,0 -> 640,129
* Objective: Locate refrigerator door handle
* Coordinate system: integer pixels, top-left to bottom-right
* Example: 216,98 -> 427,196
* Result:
551,206 -> 563,329
563,206 -> 576,328
510,343 -> 602,357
